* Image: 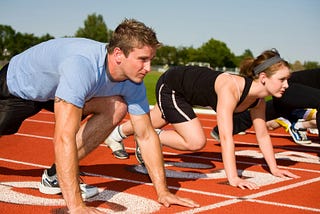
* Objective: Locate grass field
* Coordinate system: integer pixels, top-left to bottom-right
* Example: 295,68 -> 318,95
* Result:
144,71 -> 163,105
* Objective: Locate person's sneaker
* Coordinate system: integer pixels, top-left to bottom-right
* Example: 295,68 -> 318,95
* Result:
134,138 -> 144,165
275,117 -> 311,145
39,169 -> 99,199
104,136 -> 129,159
134,129 -> 163,165
308,128 -> 319,135
237,131 -> 246,135
210,129 -> 220,142
288,123 -> 312,145
275,117 -> 291,131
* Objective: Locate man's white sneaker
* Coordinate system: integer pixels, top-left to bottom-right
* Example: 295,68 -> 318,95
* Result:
105,137 -> 129,159
105,126 -> 129,159
39,169 -> 99,199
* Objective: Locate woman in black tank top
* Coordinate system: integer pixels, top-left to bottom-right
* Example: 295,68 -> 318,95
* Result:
212,68 -> 320,144
106,49 -> 299,189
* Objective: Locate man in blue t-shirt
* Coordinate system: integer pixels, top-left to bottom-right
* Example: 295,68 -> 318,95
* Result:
0,19 -> 199,213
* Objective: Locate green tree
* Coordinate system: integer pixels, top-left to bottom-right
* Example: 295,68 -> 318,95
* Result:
0,24 -> 54,61
291,60 -> 304,71
235,49 -> 254,66
154,45 -> 178,65
0,25 -> 16,60
176,46 -> 196,65
196,38 -> 236,67
303,61 -> 319,70
75,13 -> 112,42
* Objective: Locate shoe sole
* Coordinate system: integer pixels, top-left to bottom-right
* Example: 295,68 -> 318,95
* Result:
39,182 -> 99,199
113,150 -> 129,159
39,182 -> 61,195
80,184 -> 99,199
113,154 -> 129,159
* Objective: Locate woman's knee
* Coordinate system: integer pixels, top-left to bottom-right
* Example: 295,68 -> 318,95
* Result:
184,137 -> 206,151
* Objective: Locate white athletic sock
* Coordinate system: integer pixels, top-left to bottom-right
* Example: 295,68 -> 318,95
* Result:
118,124 -> 127,139
294,121 -> 305,130
109,125 -> 127,142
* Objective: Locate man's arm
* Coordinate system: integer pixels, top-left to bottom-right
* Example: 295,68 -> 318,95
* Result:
129,113 -> 199,207
53,97 -> 84,211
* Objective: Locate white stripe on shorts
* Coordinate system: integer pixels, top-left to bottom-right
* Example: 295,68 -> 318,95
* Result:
158,84 -> 165,117
171,90 -> 191,121
158,84 -> 191,121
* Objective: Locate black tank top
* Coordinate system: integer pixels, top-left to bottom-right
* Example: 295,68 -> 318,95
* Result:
162,66 -> 255,110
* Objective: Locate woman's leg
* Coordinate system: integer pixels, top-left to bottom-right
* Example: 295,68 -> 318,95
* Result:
160,117 -> 206,151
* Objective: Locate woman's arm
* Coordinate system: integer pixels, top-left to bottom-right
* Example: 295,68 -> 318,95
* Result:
250,100 -> 299,178
215,75 -> 259,189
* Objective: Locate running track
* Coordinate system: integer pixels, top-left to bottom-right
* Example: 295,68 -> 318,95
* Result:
0,110 -> 319,213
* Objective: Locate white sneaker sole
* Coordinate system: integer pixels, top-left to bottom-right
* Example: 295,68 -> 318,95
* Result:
39,182 -> 99,199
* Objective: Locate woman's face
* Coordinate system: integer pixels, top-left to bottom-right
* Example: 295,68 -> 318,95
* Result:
265,66 -> 291,98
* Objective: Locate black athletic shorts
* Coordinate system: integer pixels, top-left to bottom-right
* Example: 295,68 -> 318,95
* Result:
0,64 -> 54,135
155,74 -> 196,124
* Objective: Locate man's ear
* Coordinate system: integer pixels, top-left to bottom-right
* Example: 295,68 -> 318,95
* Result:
113,47 -> 124,63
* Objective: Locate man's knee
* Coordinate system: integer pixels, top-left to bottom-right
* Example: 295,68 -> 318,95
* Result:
83,96 -> 128,124
112,96 -> 128,124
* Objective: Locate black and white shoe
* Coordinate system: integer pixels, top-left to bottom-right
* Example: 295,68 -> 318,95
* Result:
39,169 -> 99,199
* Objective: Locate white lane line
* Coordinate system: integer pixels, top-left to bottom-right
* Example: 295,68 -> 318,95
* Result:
177,176 -> 320,214
25,119 -> 55,124
0,158 -> 49,169
0,157 -> 237,199
7,134 -> 320,174
14,133 -> 53,140
1,157 -> 320,213
248,199 -> 320,213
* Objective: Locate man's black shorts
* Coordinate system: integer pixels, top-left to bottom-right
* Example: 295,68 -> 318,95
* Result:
0,64 -> 54,135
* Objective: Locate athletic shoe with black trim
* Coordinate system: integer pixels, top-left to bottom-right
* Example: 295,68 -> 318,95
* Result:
39,169 -> 99,199
134,129 -> 163,165
288,123 -> 311,145
135,138 -> 144,165
275,117 -> 311,145
210,129 -> 220,142
104,137 -> 129,159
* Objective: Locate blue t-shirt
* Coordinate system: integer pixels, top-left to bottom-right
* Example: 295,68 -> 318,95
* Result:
7,38 -> 149,115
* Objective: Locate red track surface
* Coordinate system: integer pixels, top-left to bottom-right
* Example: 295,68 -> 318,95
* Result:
0,110 -> 319,213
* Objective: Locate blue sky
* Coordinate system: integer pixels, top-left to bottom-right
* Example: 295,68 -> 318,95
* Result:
1,0 -> 319,63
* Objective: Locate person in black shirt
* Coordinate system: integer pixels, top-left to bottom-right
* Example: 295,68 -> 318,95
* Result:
106,49 -> 299,190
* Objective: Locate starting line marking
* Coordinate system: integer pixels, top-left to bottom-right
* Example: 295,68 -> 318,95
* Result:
177,176 -> 320,214
0,181 -> 161,213
0,145 -> 319,213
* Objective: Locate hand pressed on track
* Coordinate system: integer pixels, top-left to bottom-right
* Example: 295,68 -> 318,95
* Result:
271,167 -> 300,179
229,177 -> 260,190
158,191 -> 200,208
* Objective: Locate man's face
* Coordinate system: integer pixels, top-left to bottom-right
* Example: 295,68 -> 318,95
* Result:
121,46 -> 157,83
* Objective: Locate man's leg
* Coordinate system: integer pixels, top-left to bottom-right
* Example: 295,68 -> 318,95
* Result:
77,96 -> 128,159
40,96 -> 128,198
0,64 -> 41,135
